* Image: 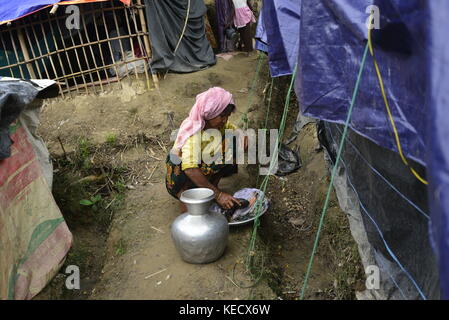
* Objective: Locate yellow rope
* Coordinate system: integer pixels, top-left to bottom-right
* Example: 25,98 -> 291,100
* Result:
367,23 -> 428,185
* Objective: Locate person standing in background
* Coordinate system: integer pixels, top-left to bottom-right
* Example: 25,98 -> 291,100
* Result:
215,0 -> 236,52
232,0 -> 256,53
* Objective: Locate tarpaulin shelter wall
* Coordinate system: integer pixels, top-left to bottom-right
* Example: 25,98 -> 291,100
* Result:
292,0 -> 449,298
0,0 -> 156,96
0,79 -> 73,299
320,122 -> 439,299
255,0 -> 300,77
255,0 -> 447,298
0,0 -> 130,26
143,0 -> 216,73
427,0 -> 449,301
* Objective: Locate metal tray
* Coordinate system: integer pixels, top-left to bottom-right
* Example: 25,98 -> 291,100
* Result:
227,210 -> 268,226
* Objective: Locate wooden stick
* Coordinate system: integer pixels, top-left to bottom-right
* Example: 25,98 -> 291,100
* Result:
81,12 -> 104,92
123,6 -> 139,79
47,18 -> 71,96
0,32 -> 15,77
55,17 -> 80,94
17,28 -> 36,78
74,10 -> 97,95
128,5 -> 151,89
30,21 -> 52,79
38,17 -> 64,95
91,11 -> 111,87
52,56 -> 147,80
148,164 -> 158,181
65,16 -> 89,93
7,30 -> 25,78
111,3 -> 131,78
0,5 -> 145,32
101,2 -> 123,89
23,26 -> 43,79
144,268 -> 167,280
57,136 -> 68,160
136,0 -> 159,89
61,76 -> 120,93
0,32 -> 148,71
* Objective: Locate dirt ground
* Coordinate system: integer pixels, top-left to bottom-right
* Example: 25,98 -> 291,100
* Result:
34,52 -> 364,300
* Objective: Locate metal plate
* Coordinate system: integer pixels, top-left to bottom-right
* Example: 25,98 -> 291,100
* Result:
227,210 -> 268,226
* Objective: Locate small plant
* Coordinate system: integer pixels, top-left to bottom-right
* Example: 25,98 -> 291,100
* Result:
114,179 -> 126,193
105,133 -> 117,145
80,194 -> 102,211
77,138 -> 92,169
78,138 -> 90,158
114,239 -> 126,256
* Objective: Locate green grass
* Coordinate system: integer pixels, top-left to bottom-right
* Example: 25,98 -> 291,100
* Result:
105,133 -> 118,145
114,239 -> 127,256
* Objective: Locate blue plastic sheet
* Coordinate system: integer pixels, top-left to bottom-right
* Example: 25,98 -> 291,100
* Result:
0,0 -> 127,24
428,0 -> 449,300
294,0 -> 449,299
296,0 -> 428,166
0,0 -> 64,24
256,0 -> 301,77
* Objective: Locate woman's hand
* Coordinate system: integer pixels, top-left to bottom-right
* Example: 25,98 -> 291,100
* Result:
216,192 -> 241,210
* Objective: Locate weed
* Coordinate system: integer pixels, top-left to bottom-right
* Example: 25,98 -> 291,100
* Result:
80,194 -> 102,211
114,179 -> 127,193
105,133 -> 117,145
114,239 -> 127,256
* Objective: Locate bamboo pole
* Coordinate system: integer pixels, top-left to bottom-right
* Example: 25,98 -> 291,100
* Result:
8,31 -> 25,78
47,19 -> 72,96
67,22 -> 90,93
91,11 -> 111,87
62,76 -> 120,93
111,3 -> 131,79
81,12 -> 104,92
0,32 -> 15,77
100,2 -> 123,89
17,28 -> 36,78
0,32 -> 148,71
23,26 -> 43,79
128,4 -> 151,90
0,5 -> 145,34
30,22 -> 52,79
37,18 -> 64,95
123,5 -> 139,79
52,56 -> 148,80
136,0 -> 159,89
74,13 -> 97,94
55,18 -> 80,94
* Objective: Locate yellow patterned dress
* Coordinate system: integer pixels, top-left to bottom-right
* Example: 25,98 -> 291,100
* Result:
165,122 -> 238,199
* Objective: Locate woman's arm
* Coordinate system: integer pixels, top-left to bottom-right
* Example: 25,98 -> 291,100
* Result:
185,168 -> 241,209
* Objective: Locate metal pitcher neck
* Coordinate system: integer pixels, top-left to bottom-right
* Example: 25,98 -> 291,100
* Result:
185,201 -> 212,216
180,188 -> 215,216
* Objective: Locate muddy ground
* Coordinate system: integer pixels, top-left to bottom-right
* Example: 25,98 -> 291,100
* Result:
34,52 -> 364,300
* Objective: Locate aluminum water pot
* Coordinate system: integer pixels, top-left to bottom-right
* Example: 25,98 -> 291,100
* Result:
171,188 -> 229,264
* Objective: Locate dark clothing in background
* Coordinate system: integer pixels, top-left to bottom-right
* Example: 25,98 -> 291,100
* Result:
144,0 -> 216,73
215,0 -> 235,52
238,24 -> 253,52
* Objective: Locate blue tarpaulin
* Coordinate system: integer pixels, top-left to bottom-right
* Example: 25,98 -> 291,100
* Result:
255,0 -> 301,77
428,0 -> 449,301
0,0 -> 128,25
292,0 -> 449,299
0,0 -> 57,24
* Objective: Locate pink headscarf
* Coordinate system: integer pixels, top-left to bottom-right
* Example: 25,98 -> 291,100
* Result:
173,87 -> 235,151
